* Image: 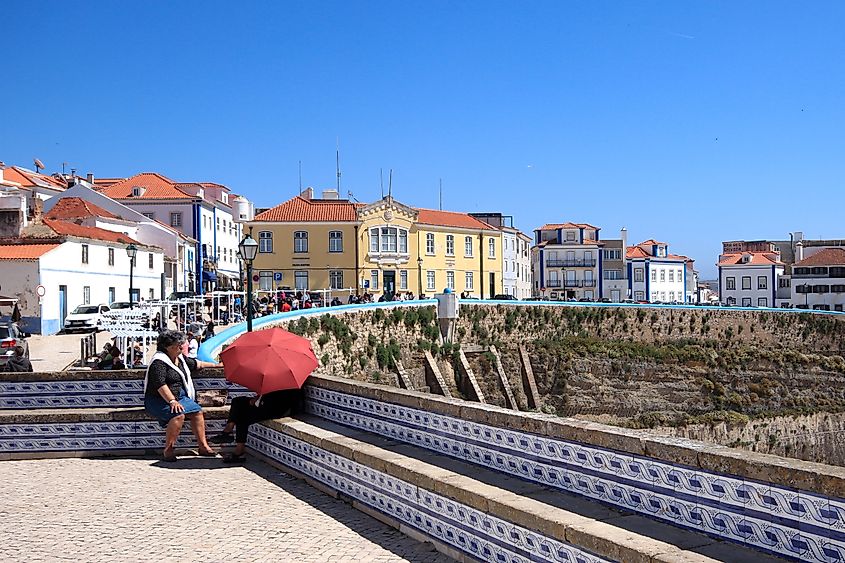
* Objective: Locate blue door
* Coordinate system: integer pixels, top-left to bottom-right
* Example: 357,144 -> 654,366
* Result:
59,285 -> 67,328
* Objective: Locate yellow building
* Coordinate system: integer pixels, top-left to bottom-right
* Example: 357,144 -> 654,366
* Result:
248,190 -> 502,298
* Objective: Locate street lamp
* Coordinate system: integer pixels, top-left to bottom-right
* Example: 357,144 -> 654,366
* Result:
238,235 -> 259,331
417,256 -> 423,298
126,244 -> 137,309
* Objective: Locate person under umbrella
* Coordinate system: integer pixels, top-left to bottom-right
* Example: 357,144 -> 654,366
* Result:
210,389 -> 302,462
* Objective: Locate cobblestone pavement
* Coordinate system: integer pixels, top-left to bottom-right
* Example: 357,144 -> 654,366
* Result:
0,457 -> 452,562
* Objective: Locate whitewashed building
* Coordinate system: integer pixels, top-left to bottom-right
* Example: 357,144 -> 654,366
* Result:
43,186 -> 197,294
469,213 -> 532,299
790,247 -> 845,311
627,239 -> 694,303
717,251 -> 784,307
532,222 -> 602,301
96,173 -> 251,292
0,218 -> 164,334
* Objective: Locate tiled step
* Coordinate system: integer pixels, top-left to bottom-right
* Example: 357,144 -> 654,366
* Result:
0,406 -> 228,459
249,415 -> 788,563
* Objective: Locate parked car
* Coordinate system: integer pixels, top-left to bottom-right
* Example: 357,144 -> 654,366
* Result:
492,294 -> 518,300
599,297 -> 612,303
0,323 -> 30,368
167,291 -> 196,301
63,304 -> 110,333
109,301 -> 133,310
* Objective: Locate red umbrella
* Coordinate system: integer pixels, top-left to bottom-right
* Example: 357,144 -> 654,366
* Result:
220,327 -> 318,394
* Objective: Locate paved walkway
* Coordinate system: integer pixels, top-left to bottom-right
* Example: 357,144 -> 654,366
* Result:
0,457 -> 451,562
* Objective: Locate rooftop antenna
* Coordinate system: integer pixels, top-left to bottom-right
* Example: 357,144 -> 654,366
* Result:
439,178 -> 443,210
347,190 -> 359,203
61,162 -> 68,174
380,168 -> 384,198
335,138 -> 341,192
388,169 -> 393,200
33,158 -> 45,173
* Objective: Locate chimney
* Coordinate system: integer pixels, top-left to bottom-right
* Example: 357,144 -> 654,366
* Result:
86,172 -> 94,184
32,198 -> 44,225
321,189 -> 340,200
620,227 -> 628,249
795,240 -> 804,262
300,187 -> 313,200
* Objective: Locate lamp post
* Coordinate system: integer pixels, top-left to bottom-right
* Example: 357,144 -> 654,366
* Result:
803,283 -> 809,308
126,244 -> 137,309
417,256 -> 423,298
238,235 -> 259,332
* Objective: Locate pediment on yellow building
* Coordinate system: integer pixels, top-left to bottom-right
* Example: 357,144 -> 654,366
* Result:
357,196 -> 418,226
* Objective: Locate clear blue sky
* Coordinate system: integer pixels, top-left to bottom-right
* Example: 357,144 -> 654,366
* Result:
3,1 -> 844,277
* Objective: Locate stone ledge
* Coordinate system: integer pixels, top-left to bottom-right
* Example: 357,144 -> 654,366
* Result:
260,415 -> 786,563
307,374 -> 845,500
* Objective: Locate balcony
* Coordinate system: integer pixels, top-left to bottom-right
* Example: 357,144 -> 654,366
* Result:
546,259 -> 597,268
545,280 -> 562,288
564,279 -> 597,288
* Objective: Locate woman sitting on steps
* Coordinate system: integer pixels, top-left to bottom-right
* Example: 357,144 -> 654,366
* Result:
144,330 -> 222,462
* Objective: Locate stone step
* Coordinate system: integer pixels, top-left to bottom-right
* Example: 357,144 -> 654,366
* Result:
0,406 -> 229,459
250,415 -> 788,563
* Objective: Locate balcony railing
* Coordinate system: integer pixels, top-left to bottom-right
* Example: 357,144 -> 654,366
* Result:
544,279 -> 598,288
546,259 -> 597,267
545,280 -> 562,288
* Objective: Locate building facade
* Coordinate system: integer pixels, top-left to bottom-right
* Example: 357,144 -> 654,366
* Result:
247,190 -> 503,299
627,240 -> 693,303
469,213 -> 532,299
532,223 -> 602,301
790,248 -> 845,311
717,251 -> 784,307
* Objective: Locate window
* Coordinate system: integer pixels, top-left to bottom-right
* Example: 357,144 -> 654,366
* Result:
604,249 -> 622,260
742,276 -> 751,290
148,253 -> 154,269
465,236 -> 473,257
635,268 -> 644,282
758,297 -> 768,307
216,217 -> 220,231
668,270 -> 674,282
259,231 -> 273,253
382,227 -> 398,252
565,231 -> 576,241
651,269 -> 657,282
489,238 -> 495,258
81,244 -> 89,264
259,271 -> 273,291
635,291 -> 644,300
678,269 -> 683,281
370,229 -> 379,253
217,246 -> 221,259
604,270 -> 622,280
651,292 -> 658,301
108,248 -> 114,266
726,277 -> 736,290
758,276 -> 767,290
370,270 -> 379,290
295,271 -> 309,291
446,235 -> 455,256
329,270 -> 343,290
669,291 -> 675,301
148,288 -> 155,300
399,270 -> 408,290
399,230 -> 407,253
426,233 -> 435,254
660,270 -> 665,282
465,271 -> 474,291
446,270 -> 455,290
170,212 -> 182,227
832,285 -> 845,293
426,271 -> 436,291
779,278 -> 791,288
742,297 -> 752,307
329,231 -> 343,252
660,291 -> 666,301
142,212 -> 154,220
294,231 -> 308,253
83,286 -> 91,304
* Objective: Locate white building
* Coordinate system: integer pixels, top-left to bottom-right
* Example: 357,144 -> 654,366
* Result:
627,239 -> 694,303
790,247 -> 845,311
501,229 -> 532,299
717,251 -> 784,307
96,173 -> 251,293
43,186 -> 197,294
532,222 -> 602,301
0,219 -> 165,334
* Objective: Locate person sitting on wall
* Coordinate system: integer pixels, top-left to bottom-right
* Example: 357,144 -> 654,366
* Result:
4,346 -> 32,372
143,329 -> 220,462
280,299 -> 292,313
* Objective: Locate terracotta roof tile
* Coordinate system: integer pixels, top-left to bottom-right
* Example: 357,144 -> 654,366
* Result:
45,197 -> 120,221
43,219 -> 145,246
92,177 -> 125,187
794,248 -> 845,267
2,166 -> 68,190
253,196 -> 361,222
537,222 -> 600,231
98,173 -> 194,200
0,244 -> 60,260
626,246 -> 650,259
718,252 -> 784,266
416,208 -> 496,230
637,239 -> 667,246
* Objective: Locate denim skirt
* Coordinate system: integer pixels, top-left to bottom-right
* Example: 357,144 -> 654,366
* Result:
145,391 -> 202,427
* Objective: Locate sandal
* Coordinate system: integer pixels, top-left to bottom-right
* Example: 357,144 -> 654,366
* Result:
197,448 -> 218,457
162,448 -> 177,462
223,453 -> 246,463
209,432 -> 234,445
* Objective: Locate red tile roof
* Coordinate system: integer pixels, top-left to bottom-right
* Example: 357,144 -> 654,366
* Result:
254,196 -> 361,222
43,219 -> 143,246
92,177 -> 125,187
2,166 -> 68,190
627,245 -> 692,262
98,173 -> 194,200
717,252 -> 783,266
416,208 -> 496,230
794,248 -> 845,267
45,197 -> 121,221
537,222 -> 600,231
637,239 -> 667,246
0,244 -> 60,260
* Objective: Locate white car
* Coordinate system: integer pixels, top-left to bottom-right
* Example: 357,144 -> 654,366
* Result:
64,304 -> 110,333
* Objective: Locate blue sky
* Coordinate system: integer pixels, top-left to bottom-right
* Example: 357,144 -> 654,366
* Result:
3,1 -> 843,277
